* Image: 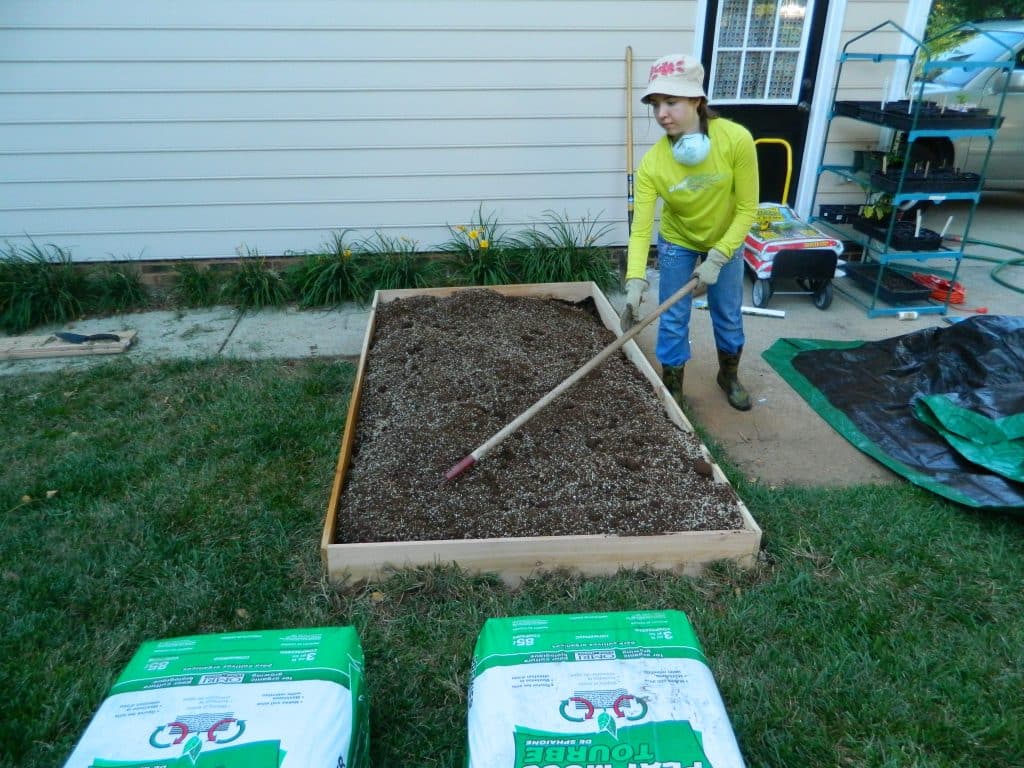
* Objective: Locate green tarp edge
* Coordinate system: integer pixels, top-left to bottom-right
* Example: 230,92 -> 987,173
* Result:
761,337 -> 983,508
913,395 -> 1024,483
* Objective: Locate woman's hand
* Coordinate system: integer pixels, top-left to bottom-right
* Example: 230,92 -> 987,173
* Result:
620,278 -> 649,331
693,248 -> 730,286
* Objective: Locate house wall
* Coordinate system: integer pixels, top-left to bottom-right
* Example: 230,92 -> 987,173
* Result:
0,0 -> 702,263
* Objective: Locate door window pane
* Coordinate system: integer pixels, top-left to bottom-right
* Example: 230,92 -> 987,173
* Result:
714,50 -> 743,98
769,51 -> 799,98
742,51 -> 771,98
719,0 -> 749,47
748,2 -> 777,47
710,0 -> 811,104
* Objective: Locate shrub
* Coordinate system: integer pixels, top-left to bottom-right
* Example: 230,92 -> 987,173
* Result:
438,205 -> 518,286
291,231 -> 367,308
85,261 -> 149,315
173,262 -> 222,308
0,241 -> 88,334
354,233 -> 445,295
515,210 -> 618,291
220,247 -> 291,310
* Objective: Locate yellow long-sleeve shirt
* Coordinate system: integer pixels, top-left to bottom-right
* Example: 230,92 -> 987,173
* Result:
626,117 -> 759,281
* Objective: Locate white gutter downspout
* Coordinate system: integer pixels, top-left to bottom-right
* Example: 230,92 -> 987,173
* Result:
795,0 -> 847,218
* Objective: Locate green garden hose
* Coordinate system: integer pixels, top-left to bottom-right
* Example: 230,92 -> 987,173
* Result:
957,236 -> 1024,295
901,236 -> 1024,299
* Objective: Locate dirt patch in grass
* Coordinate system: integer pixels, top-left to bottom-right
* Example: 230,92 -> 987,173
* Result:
337,289 -> 742,543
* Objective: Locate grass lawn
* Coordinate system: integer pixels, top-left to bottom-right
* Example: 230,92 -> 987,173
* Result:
1,357 -> 1022,767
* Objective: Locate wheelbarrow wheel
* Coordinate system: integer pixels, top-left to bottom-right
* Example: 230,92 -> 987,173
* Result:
813,280 -> 833,310
752,278 -> 773,308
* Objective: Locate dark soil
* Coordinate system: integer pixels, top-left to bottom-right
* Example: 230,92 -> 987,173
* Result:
336,289 -> 743,543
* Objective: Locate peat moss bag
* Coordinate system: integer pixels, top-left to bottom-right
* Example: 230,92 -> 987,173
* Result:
63,626 -> 368,768
466,610 -> 745,768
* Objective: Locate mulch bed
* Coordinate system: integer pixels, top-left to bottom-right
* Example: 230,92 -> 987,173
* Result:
336,289 -> 743,543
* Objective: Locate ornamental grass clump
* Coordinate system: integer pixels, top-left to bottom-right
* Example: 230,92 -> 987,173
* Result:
439,205 -> 519,286
516,210 -> 617,291
355,232 -> 445,293
291,231 -> 368,308
85,260 -> 149,315
0,240 -> 87,333
221,246 -> 292,310
172,262 -> 222,307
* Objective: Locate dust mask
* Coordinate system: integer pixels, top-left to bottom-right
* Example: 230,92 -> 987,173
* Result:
672,132 -> 711,166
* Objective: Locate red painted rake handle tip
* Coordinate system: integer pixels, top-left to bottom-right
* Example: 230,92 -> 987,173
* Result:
442,455 -> 477,482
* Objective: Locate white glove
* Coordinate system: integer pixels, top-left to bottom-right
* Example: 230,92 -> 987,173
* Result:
619,278 -> 648,331
693,248 -> 731,287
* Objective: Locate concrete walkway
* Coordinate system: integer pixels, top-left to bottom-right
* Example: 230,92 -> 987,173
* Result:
0,303 -> 373,374
3,191 -> 1021,489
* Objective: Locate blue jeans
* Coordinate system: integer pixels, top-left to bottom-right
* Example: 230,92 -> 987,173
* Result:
655,235 -> 745,367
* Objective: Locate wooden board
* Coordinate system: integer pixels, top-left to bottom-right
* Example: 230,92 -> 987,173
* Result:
321,282 -> 761,585
0,330 -> 137,360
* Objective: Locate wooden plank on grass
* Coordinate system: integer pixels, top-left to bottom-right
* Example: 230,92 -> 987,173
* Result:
0,330 -> 137,360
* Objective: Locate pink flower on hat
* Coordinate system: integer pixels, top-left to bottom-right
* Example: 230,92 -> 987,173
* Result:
650,59 -> 687,80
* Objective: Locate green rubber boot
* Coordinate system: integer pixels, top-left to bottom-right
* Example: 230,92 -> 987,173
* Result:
661,363 -> 686,409
716,348 -> 752,411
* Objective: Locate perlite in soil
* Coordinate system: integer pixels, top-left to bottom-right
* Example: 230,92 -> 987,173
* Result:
62,626 -> 368,768
466,610 -> 745,767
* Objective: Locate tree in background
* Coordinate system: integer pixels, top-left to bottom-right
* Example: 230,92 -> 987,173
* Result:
927,0 -> 1024,38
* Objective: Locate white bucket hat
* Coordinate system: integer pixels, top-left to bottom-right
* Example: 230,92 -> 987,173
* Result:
640,53 -> 707,103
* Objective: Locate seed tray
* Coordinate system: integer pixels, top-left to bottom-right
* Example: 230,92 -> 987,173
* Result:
844,262 -> 934,303
869,170 -> 981,194
851,218 -> 942,251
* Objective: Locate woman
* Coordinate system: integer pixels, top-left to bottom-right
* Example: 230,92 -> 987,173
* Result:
620,53 -> 758,411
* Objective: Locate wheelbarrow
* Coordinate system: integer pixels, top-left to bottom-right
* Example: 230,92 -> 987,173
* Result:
742,138 -> 843,309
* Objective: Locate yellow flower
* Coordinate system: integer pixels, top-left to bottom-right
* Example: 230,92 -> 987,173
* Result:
456,225 -> 466,232
343,249 -> 352,260
468,229 -> 479,240
479,239 -> 490,249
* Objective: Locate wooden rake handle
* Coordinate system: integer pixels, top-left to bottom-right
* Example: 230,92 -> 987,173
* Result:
442,277 -> 700,481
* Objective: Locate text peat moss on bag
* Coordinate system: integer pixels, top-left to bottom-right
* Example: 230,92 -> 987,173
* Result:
63,626 -> 368,768
467,611 -> 745,768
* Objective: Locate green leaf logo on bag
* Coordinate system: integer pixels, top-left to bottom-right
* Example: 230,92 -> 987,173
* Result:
181,735 -> 202,764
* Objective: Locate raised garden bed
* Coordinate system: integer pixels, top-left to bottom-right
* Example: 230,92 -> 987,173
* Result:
321,282 -> 761,584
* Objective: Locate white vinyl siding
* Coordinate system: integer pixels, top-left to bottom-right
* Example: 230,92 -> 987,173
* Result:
1,0 -> 700,262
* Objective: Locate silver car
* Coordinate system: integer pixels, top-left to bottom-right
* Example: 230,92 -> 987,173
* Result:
913,20 -> 1024,191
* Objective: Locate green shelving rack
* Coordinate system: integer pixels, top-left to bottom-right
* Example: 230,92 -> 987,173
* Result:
810,21 -> 1014,317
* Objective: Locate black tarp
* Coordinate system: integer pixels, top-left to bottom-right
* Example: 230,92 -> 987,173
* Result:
763,315 -> 1024,510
